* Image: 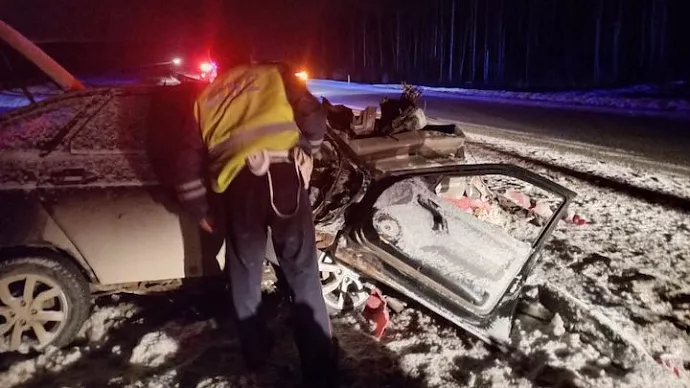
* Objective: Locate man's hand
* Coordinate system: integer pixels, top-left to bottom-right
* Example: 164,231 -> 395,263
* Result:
199,217 -> 215,234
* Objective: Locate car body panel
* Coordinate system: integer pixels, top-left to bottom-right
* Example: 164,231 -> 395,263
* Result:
43,185 -> 215,284
325,104 -> 466,174
345,130 -> 465,161
328,163 -> 575,343
1,86 -> 226,284
0,190 -> 97,280
369,177 -> 532,313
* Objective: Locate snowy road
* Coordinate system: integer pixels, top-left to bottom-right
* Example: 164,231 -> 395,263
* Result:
308,80 -> 690,173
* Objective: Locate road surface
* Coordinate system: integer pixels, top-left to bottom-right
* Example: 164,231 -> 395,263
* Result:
308,80 -> 690,173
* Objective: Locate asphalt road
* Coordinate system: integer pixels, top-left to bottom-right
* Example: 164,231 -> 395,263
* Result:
308,80 -> 690,173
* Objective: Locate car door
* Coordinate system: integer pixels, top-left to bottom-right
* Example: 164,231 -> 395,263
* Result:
334,164 -> 575,344
38,88 -> 223,286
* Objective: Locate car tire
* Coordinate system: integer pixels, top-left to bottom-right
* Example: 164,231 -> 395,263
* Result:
0,254 -> 91,352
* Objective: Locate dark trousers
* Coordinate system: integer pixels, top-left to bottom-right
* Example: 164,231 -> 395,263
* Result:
222,163 -> 335,386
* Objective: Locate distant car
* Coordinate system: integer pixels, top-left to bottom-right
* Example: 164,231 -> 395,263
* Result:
168,57 -> 309,85
169,57 -> 219,83
0,82 -> 575,353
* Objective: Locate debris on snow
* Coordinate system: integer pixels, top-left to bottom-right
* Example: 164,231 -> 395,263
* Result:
362,288 -> 391,340
571,214 -> 588,225
441,195 -> 492,215
657,353 -> 690,381
503,189 -> 532,209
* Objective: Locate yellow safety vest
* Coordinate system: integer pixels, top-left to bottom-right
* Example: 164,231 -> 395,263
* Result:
194,64 -> 300,193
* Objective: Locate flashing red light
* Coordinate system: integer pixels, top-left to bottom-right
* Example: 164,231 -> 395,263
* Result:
198,61 -> 218,82
199,62 -> 214,72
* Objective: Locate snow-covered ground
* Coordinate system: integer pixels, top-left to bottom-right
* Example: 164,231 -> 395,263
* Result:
2,125 -> 688,387
370,81 -> 690,118
465,130 -> 690,386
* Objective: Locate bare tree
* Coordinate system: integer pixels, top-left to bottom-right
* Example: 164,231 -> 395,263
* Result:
471,0 -> 478,82
483,0 -> 490,85
448,0 -> 456,82
594,0 -> 603,83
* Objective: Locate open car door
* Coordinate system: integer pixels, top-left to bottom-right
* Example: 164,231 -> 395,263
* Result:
332,164 -> 576,346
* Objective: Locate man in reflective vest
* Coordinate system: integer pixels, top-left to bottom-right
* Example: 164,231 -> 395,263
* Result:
173,61 -> 337,387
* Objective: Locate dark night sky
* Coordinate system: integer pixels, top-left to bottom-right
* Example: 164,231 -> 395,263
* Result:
1,0 -> 325,73
1,0 -> 217,42
1,0 -> 689,90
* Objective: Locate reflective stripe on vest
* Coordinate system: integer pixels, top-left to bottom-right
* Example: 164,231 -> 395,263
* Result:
207,122 -> 296,163
194,64 -> 300,192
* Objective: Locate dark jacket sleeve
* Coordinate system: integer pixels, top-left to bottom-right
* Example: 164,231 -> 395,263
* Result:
278,65 -> 327,155
151,83 -> 210,222
173,101 -> 210,222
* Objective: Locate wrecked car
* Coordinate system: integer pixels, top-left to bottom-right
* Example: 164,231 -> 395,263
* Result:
0,24 -> 576,353
0,79 -> 575,353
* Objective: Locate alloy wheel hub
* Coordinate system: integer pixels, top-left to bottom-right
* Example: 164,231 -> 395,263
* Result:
318,252 -> 371,313
0,274 -> 68,352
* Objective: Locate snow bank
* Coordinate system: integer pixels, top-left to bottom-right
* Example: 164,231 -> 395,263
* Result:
2,280 -> 686,388
307,79 -> 690,118
371,81 -> 690,117
466,131 -> 690,201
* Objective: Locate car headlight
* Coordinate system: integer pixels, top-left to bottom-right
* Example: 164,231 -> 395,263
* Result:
295,70 -> 309,82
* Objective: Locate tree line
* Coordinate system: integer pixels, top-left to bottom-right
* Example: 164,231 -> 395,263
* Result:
312,0 -> 686,90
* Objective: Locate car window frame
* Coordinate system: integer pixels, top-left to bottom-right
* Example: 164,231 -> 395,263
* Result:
346,164 -> 575,316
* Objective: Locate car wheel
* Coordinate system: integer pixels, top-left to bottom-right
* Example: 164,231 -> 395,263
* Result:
0,255 -> 90,353
318,252 -> 371,316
